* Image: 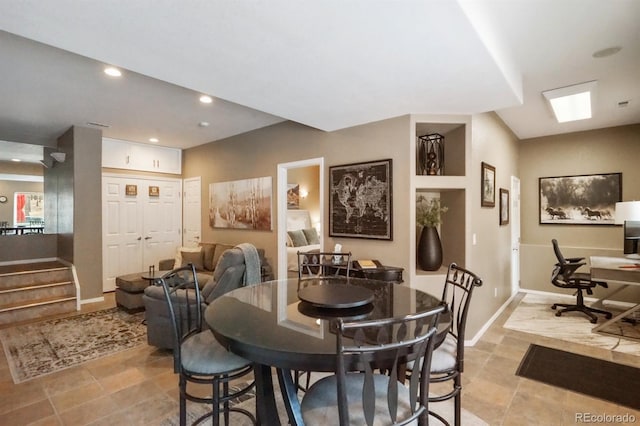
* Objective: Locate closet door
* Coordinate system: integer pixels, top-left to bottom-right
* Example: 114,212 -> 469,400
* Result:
142,179 -> 181,270
103,175 -> 182,292
102,177 -> 144,292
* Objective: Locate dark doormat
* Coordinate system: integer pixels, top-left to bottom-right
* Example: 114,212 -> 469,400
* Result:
516,344 -> 640,410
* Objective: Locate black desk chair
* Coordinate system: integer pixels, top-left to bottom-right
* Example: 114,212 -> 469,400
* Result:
300,305 -> 444,426
550,239 -> 612,324
157,264 -> 256,425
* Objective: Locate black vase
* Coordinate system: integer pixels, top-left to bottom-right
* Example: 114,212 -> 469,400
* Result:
417,226 -> 443,271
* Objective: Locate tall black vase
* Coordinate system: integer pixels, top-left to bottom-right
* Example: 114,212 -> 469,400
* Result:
417,226 -> 443,271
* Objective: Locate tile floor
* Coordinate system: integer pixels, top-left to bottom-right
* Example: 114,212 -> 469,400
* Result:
1,292 -> 639,425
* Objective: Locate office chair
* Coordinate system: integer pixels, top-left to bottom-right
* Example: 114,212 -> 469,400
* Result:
550,239 -> 612,324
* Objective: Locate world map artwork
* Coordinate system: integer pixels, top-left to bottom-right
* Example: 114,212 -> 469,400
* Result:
330,159 -> 392,240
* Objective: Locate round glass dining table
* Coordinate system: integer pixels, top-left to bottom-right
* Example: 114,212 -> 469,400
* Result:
205,277 -> 444,426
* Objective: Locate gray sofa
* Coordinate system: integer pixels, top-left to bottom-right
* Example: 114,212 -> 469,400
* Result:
144,245 -> 269,349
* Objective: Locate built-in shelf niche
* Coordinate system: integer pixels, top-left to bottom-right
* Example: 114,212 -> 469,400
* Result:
415,123 -> 466,177
415,188 -> 466,276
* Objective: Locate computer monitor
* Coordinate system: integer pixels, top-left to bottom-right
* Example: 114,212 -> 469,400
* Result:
623,220 -> 640,258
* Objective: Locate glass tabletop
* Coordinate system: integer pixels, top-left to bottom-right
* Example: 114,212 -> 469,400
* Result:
205,277 -> 443,372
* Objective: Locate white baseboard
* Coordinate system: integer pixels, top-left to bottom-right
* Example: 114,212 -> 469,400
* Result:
466,291 -> 520,346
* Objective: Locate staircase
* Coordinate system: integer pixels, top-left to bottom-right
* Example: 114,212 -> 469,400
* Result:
0,261 -> 77,326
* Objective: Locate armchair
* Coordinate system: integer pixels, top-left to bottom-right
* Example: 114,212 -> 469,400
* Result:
143,247 -> 248,349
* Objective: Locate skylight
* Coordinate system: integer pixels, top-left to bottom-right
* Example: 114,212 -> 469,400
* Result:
543,81 -> 597,123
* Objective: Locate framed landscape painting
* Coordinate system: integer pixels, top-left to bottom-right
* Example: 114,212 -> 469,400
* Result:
500,188 -> 509,225
208,176 -> 272,230
539,172 -> 621,225
329,159 -> 392,240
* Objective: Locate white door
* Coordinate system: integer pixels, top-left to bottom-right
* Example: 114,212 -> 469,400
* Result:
103,174 -> 182,292
183,177 -> 202,247
102,178 -> 144,292
142,180 -> 182,270
510,176 -> 521,296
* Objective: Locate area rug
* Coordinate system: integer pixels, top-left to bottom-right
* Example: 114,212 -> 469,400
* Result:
503,293 -> 640,356
0,307 -> 145,383
517,344 -> 640,410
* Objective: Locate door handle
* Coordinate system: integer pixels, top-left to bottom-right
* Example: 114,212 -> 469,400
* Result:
145,236 -> 152,240
137,237 -> 142,241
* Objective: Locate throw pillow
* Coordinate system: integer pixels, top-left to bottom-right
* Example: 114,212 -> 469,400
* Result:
302,228 -> 319,245
173,246 -> 202,269
201,243 -> 216,271
287,229 -> 308,247
181,250 -> 204,271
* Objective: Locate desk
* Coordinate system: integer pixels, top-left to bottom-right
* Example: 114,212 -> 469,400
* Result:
590,256 -> 640,340
205,277 -> 443,425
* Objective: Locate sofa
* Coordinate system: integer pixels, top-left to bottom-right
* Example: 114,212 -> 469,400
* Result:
144,243 -> 271,349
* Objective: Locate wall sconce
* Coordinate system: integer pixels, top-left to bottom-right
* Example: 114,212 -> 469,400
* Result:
300,188 -> 309,199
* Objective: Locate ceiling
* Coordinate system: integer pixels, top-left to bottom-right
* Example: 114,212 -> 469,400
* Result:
0,0 -> 638,163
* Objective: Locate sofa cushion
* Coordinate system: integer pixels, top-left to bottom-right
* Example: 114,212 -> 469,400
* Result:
200,243 -> 217,271
181,249 -> 204,270
173,246 -> 202,269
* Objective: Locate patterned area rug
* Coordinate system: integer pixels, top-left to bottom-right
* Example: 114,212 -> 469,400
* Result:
504,293 -> 640,356
0,307 -> 146,383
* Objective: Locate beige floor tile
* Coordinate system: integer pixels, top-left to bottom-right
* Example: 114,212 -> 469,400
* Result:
49,381 -> 104,413
2,399 -> 56,425
57,395 -> 119,426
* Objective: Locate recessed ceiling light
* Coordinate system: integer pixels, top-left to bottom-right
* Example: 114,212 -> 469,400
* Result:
11,158 -> 21,162
199,95 -> 213,104
542,81 -> 597,123
592,46 -> 622,58
149,137 -> 159,143
198,121 -> 210,127
104,67 -> 122,77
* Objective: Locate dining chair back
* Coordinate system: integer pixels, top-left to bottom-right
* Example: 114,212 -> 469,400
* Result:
301,304 -> 444,426
297,250 -> 352,279
429,263 -> 483,426
157,264 -> 256,426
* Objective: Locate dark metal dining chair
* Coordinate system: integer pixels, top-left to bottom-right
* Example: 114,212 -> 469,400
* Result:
428,263 -> 483,426
157,264 -> 256,426
297,250 -> 352,279
300,304 -> 445,426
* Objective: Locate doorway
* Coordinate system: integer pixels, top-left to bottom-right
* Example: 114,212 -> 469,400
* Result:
183,177 -> 201,247
277,158 -> 324,280
510,175 -> 521,296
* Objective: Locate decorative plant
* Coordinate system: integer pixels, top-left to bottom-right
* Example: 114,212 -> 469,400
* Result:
416,195 -> 448,228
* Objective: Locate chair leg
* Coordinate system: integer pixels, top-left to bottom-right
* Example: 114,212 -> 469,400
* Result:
179,376 -> 187,426
212,378 -> 220,426
454,376 -> 461,426
223,379 -> 229,426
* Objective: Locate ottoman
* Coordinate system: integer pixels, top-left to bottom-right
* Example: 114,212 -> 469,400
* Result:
115,273 -> 150,313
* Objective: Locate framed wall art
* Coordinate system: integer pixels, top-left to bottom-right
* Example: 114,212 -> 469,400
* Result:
329,159 -> 392,240
208,176 -> 273,230
481,162 -> 496,207
499,188 -> 509,225
287,184 -> 300,209
539,172 -> 621,225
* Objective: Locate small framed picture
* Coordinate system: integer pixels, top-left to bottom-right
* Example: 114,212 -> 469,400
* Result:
125,184 -> 137,196
149,186 -> 160,197
500,188 -> 509,225
481,162 -> 496,207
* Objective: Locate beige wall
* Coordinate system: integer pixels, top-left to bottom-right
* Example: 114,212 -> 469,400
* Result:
55,126 -> 103,300
468,112 -> 520,336
519,124 -> 640,301
288,165 -> 320,222
183,117 -> 411,275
